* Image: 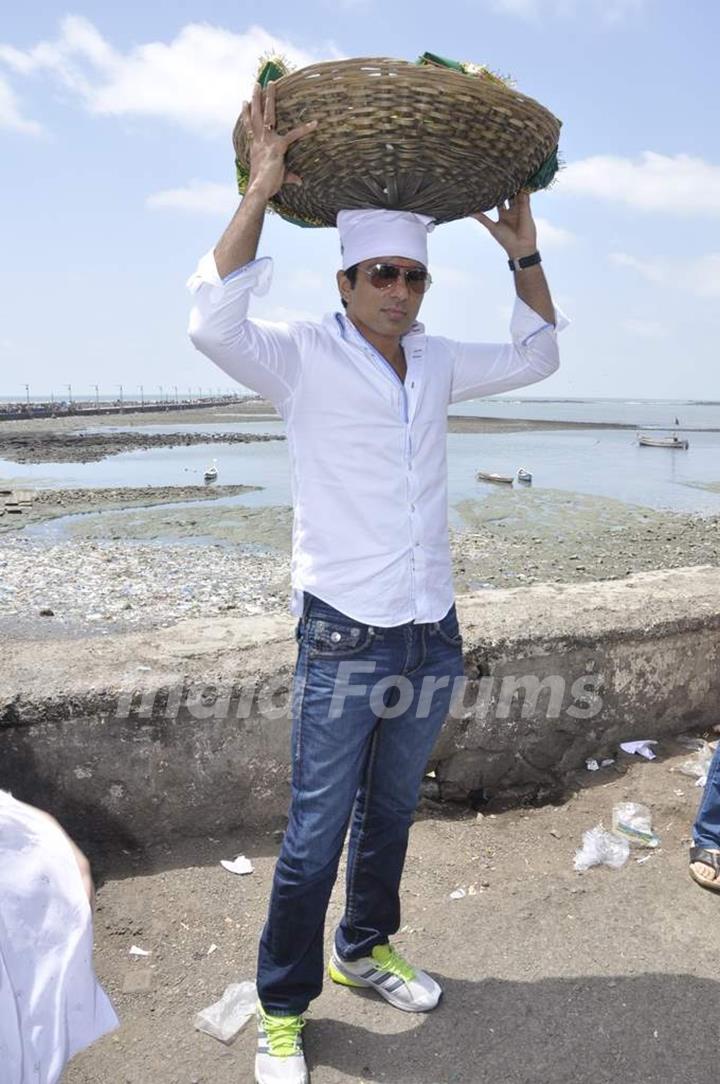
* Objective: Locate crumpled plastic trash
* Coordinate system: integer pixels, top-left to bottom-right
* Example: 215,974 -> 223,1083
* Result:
220,854 -> 254,875
449,887 -> 466,900
676,738 -> 716,788
586,757 -> 615,772
574,826 -> 630,871
619,740 -> 657,760
194,981 -> 257,1043
612,802 -> 660,848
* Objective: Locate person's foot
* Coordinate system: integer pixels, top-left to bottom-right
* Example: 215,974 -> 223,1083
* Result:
255,1005 -> 308,1084
328,941 -> 442,1012
689,846 -> 720,891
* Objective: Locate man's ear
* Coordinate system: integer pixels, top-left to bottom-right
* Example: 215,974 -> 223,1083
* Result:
336,268 -> 350,306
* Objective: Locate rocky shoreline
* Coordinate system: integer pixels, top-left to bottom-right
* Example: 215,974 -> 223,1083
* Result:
0,485 -> 260,535
1,404 -> 718,638
0,428 -> 284,465
1,489 -> 717,639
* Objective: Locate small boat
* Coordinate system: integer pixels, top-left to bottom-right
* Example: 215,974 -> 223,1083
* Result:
516,467 -> 532,484
204,459 -> 218,482
638,434 -> 689,450
477,470 -> 514,485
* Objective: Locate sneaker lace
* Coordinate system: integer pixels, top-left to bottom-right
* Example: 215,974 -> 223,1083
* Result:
374,942 -> 416,982
262,1011 -> 305,1057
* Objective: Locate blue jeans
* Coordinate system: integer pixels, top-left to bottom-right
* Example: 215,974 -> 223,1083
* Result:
256,592 -> 465,1015
693,743 -> 720,849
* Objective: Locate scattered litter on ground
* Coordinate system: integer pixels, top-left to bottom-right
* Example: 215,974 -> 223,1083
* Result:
620,740 -> 658,760
449,887 -> 467,900
612,802 -> 661,848
636,855 -> 653,864
194,981 -> 257,1044
586,757 -> 615,771
220,855 -> 254,876
207,944 -> 218,955
574,826 -> 630,871
675,739 -> 716,788
128,945 -> 151,957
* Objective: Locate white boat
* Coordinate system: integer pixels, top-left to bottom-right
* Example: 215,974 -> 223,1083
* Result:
516,467 -> 532,483
204,459 -> 218,482
477,470 -> 514,485
638,434 -> 689,450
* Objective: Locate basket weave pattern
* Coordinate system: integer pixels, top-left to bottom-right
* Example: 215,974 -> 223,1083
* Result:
233,57 -> 561,228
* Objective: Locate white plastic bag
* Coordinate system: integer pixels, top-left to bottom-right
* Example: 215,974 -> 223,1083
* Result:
574,825 -> 630,871
612,802 -> 660,848
676,739 -> 715,788
194,981 -> 257,1043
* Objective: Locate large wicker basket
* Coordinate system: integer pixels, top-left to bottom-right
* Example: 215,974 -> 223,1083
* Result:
233,54 -> 561,228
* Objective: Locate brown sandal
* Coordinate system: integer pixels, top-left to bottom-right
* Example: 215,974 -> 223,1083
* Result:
689,846 -> 720,892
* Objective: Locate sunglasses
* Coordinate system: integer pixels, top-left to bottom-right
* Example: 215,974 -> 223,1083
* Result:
361,263 -> 432,295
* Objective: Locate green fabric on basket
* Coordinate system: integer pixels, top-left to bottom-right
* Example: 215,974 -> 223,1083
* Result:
523,147 -> 561,192
417,51 -> 466,73
258,59 -> 288,87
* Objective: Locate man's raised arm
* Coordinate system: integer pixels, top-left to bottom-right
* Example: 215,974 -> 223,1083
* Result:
214,82 -> 318,278
187,84 -> 318,410
446,193 -> 567,403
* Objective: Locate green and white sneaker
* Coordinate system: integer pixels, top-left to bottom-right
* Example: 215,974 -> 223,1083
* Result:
255,1005 -> 308,1084
328,942 -> 442,1013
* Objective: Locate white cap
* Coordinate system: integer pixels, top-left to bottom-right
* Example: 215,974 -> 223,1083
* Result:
337,208 -> 435,271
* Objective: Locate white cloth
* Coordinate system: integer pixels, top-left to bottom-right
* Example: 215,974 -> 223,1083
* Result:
187,253 -> 567,626
337,209 -> 434,270
0,792 -> 118,1084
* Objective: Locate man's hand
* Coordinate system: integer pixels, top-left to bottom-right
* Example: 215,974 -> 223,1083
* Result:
242,81 -> 319,200
471,190 -> 537,259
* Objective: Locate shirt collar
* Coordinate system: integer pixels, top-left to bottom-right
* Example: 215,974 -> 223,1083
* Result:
327,311 -> 425,343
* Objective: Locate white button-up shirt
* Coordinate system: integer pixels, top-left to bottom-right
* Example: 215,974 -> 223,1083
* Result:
187,252 -> 567,627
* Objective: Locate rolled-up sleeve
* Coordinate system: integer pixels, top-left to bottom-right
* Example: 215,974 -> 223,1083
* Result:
447,298 -> 569,404
187,252 -> 302,412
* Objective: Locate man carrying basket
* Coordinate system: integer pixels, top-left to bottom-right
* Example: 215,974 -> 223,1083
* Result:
188,79 -> 566,1084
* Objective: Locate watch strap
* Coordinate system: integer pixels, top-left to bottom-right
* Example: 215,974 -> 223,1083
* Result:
508,251 -> 542,272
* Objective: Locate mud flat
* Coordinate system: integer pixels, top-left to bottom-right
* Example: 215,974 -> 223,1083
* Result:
0,429 -> 284,465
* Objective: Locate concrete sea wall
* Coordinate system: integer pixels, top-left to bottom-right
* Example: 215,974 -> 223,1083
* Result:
2,567 -> 718,846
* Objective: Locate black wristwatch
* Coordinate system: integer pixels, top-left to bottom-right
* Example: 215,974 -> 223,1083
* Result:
508,251 -> 542,272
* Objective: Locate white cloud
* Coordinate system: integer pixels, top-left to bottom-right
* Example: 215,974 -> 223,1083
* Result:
622,317 -> 665,339
535,217 -> 576,247
0,72 -> 43,134
0,17 -> 329,134
489,0 -> 645,20
147,181 -> 237,215
561,152 -> 720,214
611,251 -> 720,298
610,251 -> 666,283
432,265 -> 475,288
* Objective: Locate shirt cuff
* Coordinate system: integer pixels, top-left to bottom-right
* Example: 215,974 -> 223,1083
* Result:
511,296 -> 570,347
186,252 -> 274,297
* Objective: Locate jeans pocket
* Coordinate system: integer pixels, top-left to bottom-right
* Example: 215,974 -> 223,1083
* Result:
435,605 -> 463,648
306,616 -> 376,659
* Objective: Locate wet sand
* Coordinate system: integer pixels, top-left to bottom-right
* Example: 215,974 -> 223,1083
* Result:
0,485 -> 260,535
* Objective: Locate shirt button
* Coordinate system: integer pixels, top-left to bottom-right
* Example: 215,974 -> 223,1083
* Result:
411,504 -> 416,512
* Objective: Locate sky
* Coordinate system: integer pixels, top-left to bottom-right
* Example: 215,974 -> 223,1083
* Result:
1,0 -> 718,400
